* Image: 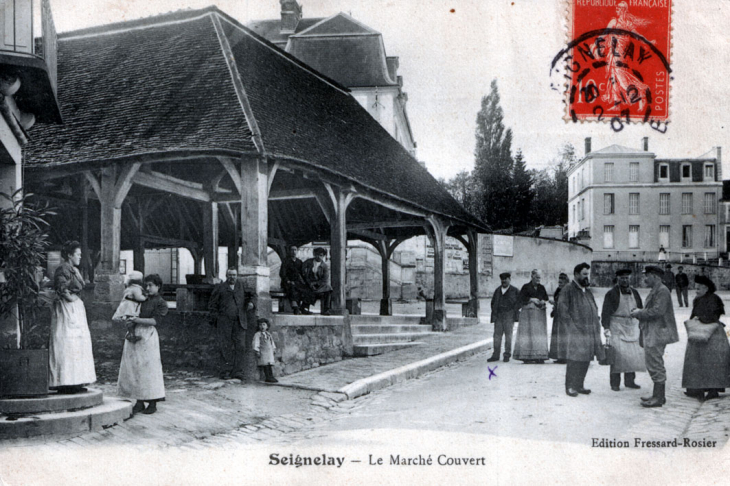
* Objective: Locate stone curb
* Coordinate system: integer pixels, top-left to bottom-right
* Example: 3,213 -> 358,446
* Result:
337,338 -> 493,400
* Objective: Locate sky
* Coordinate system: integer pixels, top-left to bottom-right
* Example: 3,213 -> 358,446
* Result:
47,0 -> 730,180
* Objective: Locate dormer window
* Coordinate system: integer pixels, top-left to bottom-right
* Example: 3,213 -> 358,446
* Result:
681,163 -> 692,181
658,163 -> 669,182
704,163 -> 715,181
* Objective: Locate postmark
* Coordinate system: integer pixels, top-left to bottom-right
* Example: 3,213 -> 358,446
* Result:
551,0 -> 672,130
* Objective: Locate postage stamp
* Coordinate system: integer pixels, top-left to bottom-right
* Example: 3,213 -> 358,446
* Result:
553,0 -> 672,127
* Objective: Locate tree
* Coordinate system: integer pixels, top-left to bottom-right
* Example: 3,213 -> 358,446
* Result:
440,170 -> 482,217
474,80 -> 515,229
529,143 -> 574,228
512,150 -> 534,231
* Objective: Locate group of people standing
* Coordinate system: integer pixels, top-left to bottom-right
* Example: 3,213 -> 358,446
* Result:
489,263 -> 730,407
50,241 -> 168,415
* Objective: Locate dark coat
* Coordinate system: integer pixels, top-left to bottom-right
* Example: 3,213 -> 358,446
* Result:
490,285 -> 520,322
601,286 -> 643,329
633,283 -> 679,347
208,281 -> 253,329
675,272 -> 689,289
302,258 -> 332,293
682,292 -> 730,389
557,281 -> 604,362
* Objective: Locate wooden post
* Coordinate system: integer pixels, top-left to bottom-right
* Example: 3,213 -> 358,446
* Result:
79,183 -> 91,281
202,201 -> 219,281
327,187 -> 354,315
133,203 -> 145,273
426,217 -> 450,331
457,229 -> 480,318
239,156 -> 271,382
369,238 -> 405,316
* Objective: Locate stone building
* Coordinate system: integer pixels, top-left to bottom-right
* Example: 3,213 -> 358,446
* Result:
568,137 -> 723,263
248,1 -> 417,159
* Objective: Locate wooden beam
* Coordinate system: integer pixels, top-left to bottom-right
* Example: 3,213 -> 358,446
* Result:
84,171 -> 101,199
267,159 -> 280,195
268,188 -> 317,201
114,163 -> 141,207
133,171 -> 210,202
218,157 -> 242,194
347,219 -> 425,231
140,234 -> 200,250
349,229 -> 388,241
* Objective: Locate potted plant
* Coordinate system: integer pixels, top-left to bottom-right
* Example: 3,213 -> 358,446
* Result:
0,190 -> 55,397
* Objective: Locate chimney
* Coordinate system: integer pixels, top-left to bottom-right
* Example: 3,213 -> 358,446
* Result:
717,147 -> 722,181
280,0 -> 303,34
585,137 -> 591,155
642,137 -> 649,152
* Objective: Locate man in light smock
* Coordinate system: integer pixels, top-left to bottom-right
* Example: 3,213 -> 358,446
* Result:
601,268 -> 645,391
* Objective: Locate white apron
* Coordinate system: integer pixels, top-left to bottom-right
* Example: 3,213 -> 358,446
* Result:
609,292 -> 646,374
49,298 -> 97,387
117,324 -> 165,400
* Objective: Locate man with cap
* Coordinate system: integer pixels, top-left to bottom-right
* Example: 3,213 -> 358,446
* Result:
557,262 -> 604,397
630,265 -> 680,407
488,272 -> 521,362
675,266 -> 690,307
601,269 -> 645,391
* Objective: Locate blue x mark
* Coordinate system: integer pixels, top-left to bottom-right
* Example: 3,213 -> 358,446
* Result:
488,365 -> 498,380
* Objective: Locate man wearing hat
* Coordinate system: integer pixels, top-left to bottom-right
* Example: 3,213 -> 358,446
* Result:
488,272 -> 521,362
601,269 -> 645,391
302,247 -> 333,315
630,265 -> 680,407
557,262 -> 604,397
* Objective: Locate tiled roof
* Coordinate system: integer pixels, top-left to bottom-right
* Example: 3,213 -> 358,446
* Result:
590,144 -> 644,155
295,12 -> 379,36
24,7 -> 483,229
246,17 -> 323,47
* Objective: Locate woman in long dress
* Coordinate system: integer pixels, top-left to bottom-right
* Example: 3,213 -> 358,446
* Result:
549,273 -> 569,364
117,273 -> 168,415
682,275 -> 730,401
514,269 -> 550,364
49,241 -> 97,393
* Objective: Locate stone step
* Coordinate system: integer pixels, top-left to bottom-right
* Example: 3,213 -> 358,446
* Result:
351,324 -> 433,335
0,397 -> 133,440
351,315 -> 424,325
352,342 -> 424,357
0,388 -> 104,415
353,332 -> 437,345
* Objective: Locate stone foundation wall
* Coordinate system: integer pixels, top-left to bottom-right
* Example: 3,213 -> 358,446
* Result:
270,314 -> 347,376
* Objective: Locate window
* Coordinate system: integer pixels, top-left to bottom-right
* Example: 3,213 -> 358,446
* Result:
682,163 -> 691,180
629,193 -> 640,214
705,163 -> 714,181
604,163 -> 614,182
630,162 -> 639,182
581,169 -> 585,189
629,225 -> 640,248
581,198 -> 585,220
659,225 -> 670,248
682,225 -> 693,248
682,193 -> 693,214
704,193 -> 717,214
572,204 -> 576,223
659,164 -> 669,180
603,226 -> 614,248
604,194 -> 615,214
659,193 -> 670,215
705,225 -> 716,248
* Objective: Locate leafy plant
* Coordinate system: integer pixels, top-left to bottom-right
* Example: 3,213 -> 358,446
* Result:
0,190 -> 55,349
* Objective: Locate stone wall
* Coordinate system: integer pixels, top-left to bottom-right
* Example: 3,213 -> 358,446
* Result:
270,314 -> 347,376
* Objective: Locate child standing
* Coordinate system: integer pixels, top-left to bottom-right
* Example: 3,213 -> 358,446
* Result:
253,318 -> 278,383
112,271 -> 147,343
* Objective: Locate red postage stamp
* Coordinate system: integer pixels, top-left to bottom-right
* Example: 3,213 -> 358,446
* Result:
553,0 -> 672,128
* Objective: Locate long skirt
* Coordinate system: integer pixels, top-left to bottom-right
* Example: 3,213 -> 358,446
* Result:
514,304 -> 549,360
548,315 -> 568,360
682,323 -> 730,390
609,317 -> 646,374
117,325 -> 165,401
49,298 -> 97,387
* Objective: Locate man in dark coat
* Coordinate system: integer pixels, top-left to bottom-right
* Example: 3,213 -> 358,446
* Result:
488,272 -> 521,363
208,267 -> 255,380
630,265 -> 680,408
302,247 -> 333,315
279,245 -> 309,314
601,269 -> 645,391
557,262 -> 604,397
675,266 -> 690,307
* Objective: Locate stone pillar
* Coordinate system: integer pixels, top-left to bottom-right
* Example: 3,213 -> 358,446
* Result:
467,229 -> 480,318
94,166 -> 124,304
427,217 -> 450,331
240,157 -> 271,382
202,201 -> 219,281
